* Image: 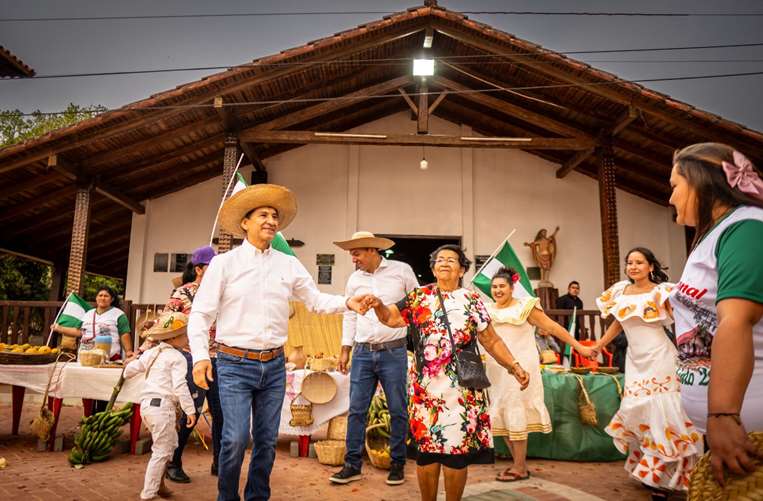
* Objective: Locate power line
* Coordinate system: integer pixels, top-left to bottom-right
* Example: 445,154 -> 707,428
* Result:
6,42 -> 763,81
3,69 -> 762,117
2,10 -> 763,22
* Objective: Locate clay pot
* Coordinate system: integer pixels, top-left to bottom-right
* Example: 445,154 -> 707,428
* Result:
287,345 -> 307,369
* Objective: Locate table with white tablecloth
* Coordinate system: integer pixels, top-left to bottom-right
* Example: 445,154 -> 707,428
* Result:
2,363 -> 351,454
0,361 -> 143,451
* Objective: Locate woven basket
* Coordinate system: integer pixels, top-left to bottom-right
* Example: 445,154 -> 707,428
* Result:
306,356 -> 337,372
575,375 -> 598,426
60,334 -> 78,351
327,415 -> 348,441
79,349 -> 107,367
688,432 -> 763,500
314,440 -> 345,466
0,351 -> 58,365
365,423 -> 391,470
289,393 -> 314,427
302,371 -> 337,404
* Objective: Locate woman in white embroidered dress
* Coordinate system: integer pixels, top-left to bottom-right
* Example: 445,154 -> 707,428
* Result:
595,247 -> 702,499
487,267 -> 596,482
668,143 -> 763,486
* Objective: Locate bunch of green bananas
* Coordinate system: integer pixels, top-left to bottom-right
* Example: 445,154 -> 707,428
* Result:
68,402 -> 133,465
367,393 -> 390,439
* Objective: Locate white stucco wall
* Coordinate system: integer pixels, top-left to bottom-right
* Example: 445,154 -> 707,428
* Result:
126,112 -> 686,307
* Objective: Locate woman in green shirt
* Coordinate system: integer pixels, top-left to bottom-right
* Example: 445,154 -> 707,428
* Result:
668,142 -> 763,486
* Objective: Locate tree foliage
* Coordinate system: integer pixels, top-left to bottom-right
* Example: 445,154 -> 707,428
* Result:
1,103 -> 106,148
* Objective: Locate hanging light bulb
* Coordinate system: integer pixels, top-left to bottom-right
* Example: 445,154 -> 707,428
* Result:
420,157 -> 428,170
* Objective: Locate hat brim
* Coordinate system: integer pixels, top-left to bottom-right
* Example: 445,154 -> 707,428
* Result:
147,325 -> 187,342
333,237 -> 395,251
218,184 -> 297,237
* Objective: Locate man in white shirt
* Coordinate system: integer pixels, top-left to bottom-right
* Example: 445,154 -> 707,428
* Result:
188,184 -> 370,501
329,232 -> 418,486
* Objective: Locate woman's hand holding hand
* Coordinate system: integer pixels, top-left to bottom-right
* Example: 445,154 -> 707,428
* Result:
577,345 -> 598,360
707,415 -> 760,485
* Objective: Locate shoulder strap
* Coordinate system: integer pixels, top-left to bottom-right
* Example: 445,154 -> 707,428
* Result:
435,288 -> 481,363
144,345 -> 171,379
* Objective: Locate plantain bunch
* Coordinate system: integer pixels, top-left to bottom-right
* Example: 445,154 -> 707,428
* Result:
68,402 -> 133,466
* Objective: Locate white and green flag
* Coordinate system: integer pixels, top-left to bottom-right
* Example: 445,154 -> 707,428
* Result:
272,232 -> 295,256
472,236 -> 535,299
58,292 -> 91,327
230,171 -> 248,197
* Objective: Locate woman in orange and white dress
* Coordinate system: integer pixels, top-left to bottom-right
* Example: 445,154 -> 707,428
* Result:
595,247 -> 702,499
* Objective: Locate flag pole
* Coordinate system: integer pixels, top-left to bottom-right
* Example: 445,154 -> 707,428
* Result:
46,292 -> 73,347
472,228 -> 517,279
208,153 -> 246,246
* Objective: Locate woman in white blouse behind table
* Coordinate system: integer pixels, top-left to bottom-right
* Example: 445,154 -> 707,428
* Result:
52,285 -> 134,360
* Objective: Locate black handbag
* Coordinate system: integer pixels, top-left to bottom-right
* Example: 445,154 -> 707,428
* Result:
435,288 -> 491,390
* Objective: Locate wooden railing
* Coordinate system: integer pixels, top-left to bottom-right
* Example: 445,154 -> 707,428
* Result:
1,300 -> 607,347
0,300 -> 165,346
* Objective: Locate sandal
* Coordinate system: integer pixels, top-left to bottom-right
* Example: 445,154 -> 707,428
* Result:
496,469 -> 531,482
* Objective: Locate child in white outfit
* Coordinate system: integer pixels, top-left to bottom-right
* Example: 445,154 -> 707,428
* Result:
125,312 -> 197,500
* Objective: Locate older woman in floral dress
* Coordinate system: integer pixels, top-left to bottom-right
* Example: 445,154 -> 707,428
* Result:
370,244 -> 529,501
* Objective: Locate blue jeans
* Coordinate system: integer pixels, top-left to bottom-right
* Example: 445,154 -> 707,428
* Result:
345,344 -> 408,470
216,351 -> 286,501
207,357 -> 224,468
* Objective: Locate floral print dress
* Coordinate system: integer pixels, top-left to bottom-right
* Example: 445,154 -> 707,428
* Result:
397,285 -> 494,468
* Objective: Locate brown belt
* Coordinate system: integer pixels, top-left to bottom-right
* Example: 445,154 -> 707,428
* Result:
217,344 -> 284,362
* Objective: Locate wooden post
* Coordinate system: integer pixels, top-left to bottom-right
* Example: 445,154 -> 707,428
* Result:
217,135 -> 239,253
598,139 -> 620,288
65,179 -> 93,294
417,80 -> 429,134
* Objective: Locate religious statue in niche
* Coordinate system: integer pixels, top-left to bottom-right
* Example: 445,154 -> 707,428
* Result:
524,227 -> 559,287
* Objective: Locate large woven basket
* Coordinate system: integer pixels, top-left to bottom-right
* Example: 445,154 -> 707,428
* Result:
302,371 -> 337,404
314,440 -> 345,466
0,351 -> 58,365
365,423 -> 391,470
327,415 -> 348,441
688,431 -> 763,500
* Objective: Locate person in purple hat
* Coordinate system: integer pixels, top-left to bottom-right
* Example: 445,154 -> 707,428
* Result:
160,245 -> 224,483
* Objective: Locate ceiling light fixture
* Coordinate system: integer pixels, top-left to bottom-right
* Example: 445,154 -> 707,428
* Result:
413,58 -> 434,76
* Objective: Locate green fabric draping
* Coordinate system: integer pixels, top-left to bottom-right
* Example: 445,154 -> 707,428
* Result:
494,369 -> 626,461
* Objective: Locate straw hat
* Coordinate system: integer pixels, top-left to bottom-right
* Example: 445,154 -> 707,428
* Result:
218,184 -> 298,237
333,231 -> 394,251
145,312 -> 188,341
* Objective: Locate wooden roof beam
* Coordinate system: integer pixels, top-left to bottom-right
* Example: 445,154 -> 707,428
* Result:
240,130 -> 595,150
398,88 -> 418,114
0,184 -> 77,223
432,75 -> 593,140
5,198 -> 120,239
48,155 -> 145,214
214,97 -> 266,172
556,106 -> 642,178
87,119 -> 220,167
3,170 -> 67,199
102,136 -> 224,180
431,19 -> 762,151
428,92 -> 447,114
248,75 -> 413,133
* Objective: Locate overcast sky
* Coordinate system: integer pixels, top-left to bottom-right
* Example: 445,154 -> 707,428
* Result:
1,0 -> 762,131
